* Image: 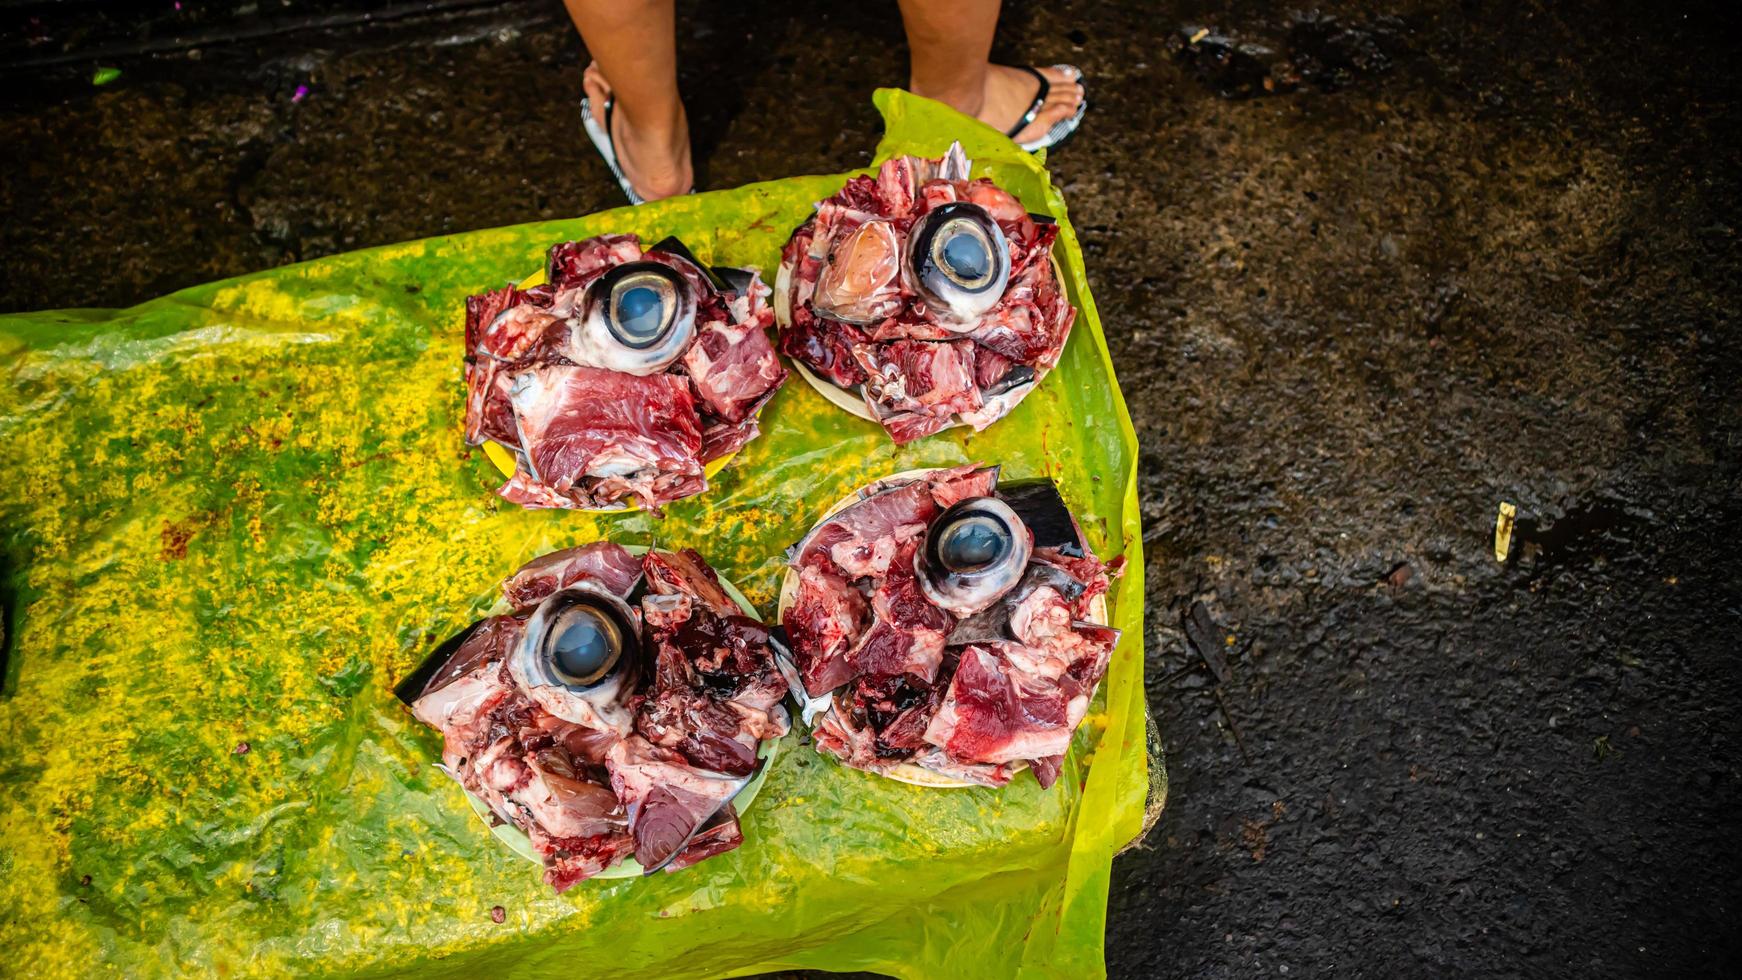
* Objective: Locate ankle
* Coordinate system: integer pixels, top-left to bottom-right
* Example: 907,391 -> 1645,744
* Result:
909,75 -> 986,119
615,108 -> 688,160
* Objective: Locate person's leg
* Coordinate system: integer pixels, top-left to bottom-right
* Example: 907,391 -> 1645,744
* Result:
563,0 -> 692,200
898,0 -> 1084,145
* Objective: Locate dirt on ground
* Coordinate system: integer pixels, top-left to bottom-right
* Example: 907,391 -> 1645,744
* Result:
3,1 -> 1740,977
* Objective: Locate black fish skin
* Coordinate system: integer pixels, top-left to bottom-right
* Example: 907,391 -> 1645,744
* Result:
997,479 -> 1087,557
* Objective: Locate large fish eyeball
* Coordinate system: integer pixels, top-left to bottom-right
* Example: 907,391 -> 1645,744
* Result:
918,496 -> 1032,615
511,585 -> 643,727
573,261 -> 696,375
906,202 -> 1010,323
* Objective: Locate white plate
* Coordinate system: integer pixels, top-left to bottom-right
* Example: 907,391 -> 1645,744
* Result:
777,468 -> 1108,788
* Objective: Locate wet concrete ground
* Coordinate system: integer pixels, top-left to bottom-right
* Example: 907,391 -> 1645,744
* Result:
5,1 -> 1740,976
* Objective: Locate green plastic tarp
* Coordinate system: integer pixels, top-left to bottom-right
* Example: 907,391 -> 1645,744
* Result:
0,89 -> 1154,978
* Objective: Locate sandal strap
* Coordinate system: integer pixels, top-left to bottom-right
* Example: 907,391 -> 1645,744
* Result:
1003,65 -> 1051,139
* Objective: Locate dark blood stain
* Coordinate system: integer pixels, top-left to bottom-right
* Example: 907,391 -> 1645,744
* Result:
160,519 -> 197,560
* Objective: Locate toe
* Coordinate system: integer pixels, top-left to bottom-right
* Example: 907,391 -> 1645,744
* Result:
1026,71 -> 1084,133
582,62 -> 613,107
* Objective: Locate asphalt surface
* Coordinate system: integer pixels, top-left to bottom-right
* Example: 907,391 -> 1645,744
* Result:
4,1 -> 1740,977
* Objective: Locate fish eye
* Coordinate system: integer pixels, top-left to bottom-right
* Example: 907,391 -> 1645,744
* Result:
918,496 -> 1032,615
571,261 -> 697,375
907,202 -> 1010,322
936,513 -> 1011,572
509,584 -> 644,729
931,221 -> 996,289
604,266 -> 680,348
545,602 -> 623,686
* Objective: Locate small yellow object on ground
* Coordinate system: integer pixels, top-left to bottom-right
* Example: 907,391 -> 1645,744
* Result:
1495,501 -> 1518,562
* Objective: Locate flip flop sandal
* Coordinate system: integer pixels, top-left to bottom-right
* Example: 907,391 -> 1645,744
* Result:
580,95 -> 694,206
1005,64 -> 1089,153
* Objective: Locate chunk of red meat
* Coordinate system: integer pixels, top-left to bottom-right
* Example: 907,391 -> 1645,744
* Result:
496,469 -> 585,509
544,832 -> 636,893
502,541 -> 643,610
557,723 -> 622,767
465,285 -> 540,358
641,592 -> 695,637
682,317 -> 788,424
507,365 -> 704,511
1029,755 -> 1065,790
925,463 -> 1000,508
872,541 -> 953,634
848,672 -> 945,759
410,618 -> 520,742
844,619 -> 946,683
923,645 -> 1076,766
636,689 -> 760,776
778,314 -> 869,388
667,613 -> 787,707
963,178 -> 1029,226
514,757 -> 627,841
473,302 -> 565,363
588,469 -> 707,512
792,480 -> 936,577
641,571 -> 788,711
661,805 -> 744,873
414,615 -> 522,706
606,737 -> 749,871
853,339 -> 983,445
463,359 -> 519,446
811,692 -> 882,769
642,548 -> 738,617
698,415 -> 762,464
863,673 -> 943,757
812,673 -> 944,765
784,565 -> 867,696
972,348 -> 1016,390
546,233 -> 644,290
918,177 -> 960,211
634,549 -> 790,776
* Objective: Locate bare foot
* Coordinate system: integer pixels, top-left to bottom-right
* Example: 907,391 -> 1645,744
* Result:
583,63 -> 693,201
974,64 -> 1085,145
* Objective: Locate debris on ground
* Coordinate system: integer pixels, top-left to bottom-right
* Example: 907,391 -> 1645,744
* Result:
1495,502 -> 1517,562
1381,561 -> 1413,591
1168,13 -> 1400,98
1183,600 -> 1231,684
